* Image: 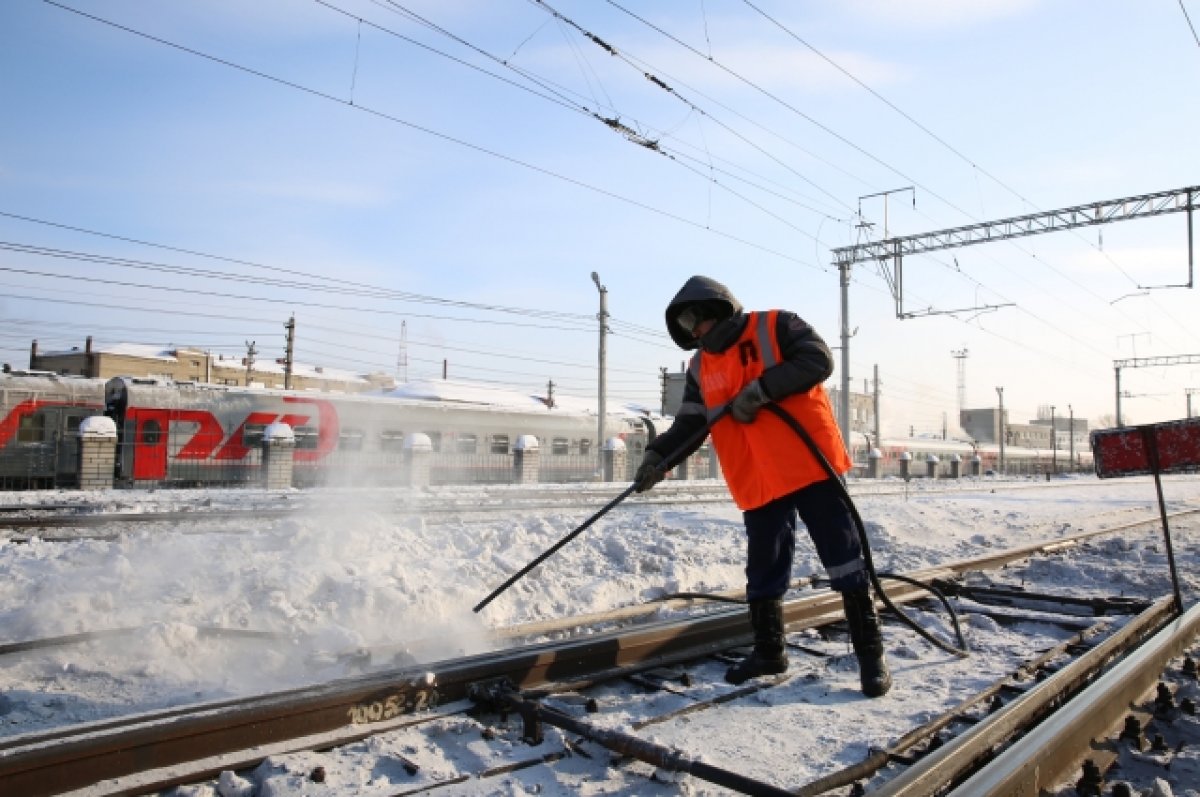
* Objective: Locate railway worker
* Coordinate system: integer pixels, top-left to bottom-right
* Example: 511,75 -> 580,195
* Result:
633,275 -> 891,697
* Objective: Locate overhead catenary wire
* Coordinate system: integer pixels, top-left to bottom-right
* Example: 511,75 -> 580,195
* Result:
605,0 -> 1188,340
0,212 -> 682,351
735,1 -> 1200,351
0,265 -> 601,333
834,261 -> 1135,394
0,235 -> 590,322
303,321 -> 667,376
0,278 -> 677,403
361,0 -> 851,227
545,1 -> 1179,360
41,1 -> 816,272
23,1 -> 1195,422
332,0 -> 855,231
41,0 -> 1167,362
526,0 -> 852,222
0,306 -> 670,405
1179,0 -> 1200,48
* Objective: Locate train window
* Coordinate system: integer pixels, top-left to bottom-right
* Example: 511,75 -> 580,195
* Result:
294,426 -> 319,451
380,431 -> 405,452
490,434 -> 509,454
456,434 -> 478,454
140,419 -> 163,446
339,430 -> 365,451
17,414 -> 46,443
552,437 -> 569,455
241,423 -> 265,446
578,439 -> 591,456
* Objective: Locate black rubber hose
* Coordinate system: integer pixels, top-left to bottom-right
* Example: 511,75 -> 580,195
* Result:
763,404 -> 969,658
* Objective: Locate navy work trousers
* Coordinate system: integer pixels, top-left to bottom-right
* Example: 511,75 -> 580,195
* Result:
742,477 -> 868,601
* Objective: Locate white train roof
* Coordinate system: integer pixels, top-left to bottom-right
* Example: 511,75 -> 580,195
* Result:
381,378 -> 657,418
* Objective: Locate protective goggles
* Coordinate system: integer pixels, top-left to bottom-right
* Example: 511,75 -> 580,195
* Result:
676,305 -> 714,335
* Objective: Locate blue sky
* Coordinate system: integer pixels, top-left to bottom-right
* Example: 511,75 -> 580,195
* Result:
2,0 -> 1198,434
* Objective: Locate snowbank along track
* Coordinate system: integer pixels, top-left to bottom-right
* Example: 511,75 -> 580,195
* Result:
0,511 -> 1197,797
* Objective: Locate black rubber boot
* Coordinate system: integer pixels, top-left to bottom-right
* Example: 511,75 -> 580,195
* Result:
842,588 -> 892,698
724,598 -> 788,685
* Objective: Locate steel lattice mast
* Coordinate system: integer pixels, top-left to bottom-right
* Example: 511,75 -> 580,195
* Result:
829,186 -> 1197,449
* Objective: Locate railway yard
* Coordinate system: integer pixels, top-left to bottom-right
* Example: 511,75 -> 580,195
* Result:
1,475 -> 1199,796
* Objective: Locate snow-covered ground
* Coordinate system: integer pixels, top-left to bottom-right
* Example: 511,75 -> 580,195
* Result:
2,474 -> 1199,795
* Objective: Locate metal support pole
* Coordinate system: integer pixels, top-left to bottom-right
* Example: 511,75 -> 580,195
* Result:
1141,427 -> 1185,613
1069,404 -> 1075,468
283,315 -> 295,390
591,272 -> 608,471
838,261 -> 851,451
1115,365 -> 1123,427
1188,190 -> 1194,288
1050,405 -> 1057,474
873,364 -> 881,453
996,387 -> 1005,474
244,340 -> 257,387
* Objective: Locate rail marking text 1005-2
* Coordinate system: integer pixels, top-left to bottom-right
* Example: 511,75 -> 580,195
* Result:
347,687 -> 440,725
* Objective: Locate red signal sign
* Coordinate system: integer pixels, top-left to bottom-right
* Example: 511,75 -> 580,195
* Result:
1090,417 -> 1200,478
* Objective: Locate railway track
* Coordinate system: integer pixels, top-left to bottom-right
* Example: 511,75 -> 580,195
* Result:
1,511 -> 1197,797
0,476 -> 1149,537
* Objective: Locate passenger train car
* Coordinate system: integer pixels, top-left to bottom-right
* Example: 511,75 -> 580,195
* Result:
101,376 -> 655,487
0,372 -> 106,488
0,370 -> 1090,489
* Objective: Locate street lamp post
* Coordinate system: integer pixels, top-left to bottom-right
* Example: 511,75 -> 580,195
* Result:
591,272 -> 608,472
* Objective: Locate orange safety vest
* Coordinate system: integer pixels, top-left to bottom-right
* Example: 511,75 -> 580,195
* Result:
691,310 -> 851,510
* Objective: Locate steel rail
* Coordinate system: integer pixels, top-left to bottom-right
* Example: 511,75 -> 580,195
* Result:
792,617 -> 1116,796
0,477 -> 1148,532
950,598 -> 1200,796
0,508 -> 298,529
0,575 -> 948,796
870,595 -> 1185,796
0,517 -> 1191,795
0,489 -> 734,531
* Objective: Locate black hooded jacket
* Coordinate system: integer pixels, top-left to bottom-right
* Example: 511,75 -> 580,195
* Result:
648,275 -> 836,465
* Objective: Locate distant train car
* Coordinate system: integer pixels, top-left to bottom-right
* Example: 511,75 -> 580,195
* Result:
103,377 -> 652,487
0,371 -> 106,488
848,433 -> 1093,478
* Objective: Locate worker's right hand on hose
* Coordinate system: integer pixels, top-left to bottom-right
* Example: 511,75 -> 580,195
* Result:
634,451 -> 666,493
730,379 -> 769,423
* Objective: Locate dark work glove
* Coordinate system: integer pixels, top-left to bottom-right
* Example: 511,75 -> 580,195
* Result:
730,379 -> 769,423
634,450 -> 666,493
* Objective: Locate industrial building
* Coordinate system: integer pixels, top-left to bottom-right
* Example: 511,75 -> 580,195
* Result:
18,338 -> 393,393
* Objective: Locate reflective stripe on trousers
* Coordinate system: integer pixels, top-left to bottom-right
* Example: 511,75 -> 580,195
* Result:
742,477 -> 867,600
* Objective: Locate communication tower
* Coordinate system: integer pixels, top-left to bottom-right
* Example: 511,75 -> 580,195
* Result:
952,348 -> 969,414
